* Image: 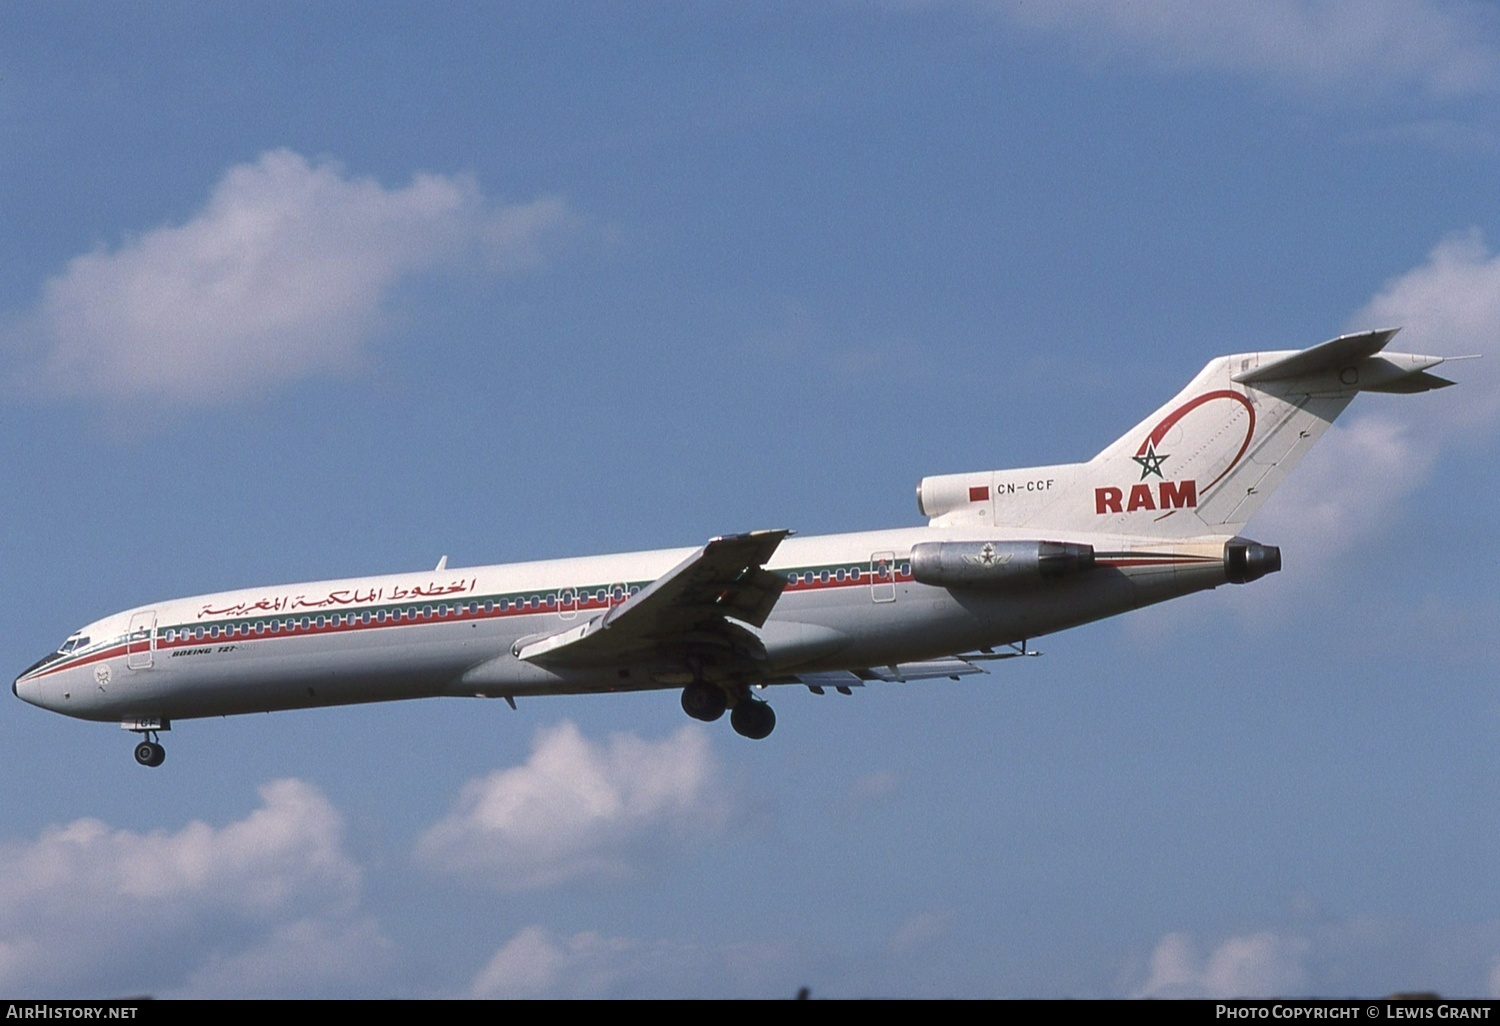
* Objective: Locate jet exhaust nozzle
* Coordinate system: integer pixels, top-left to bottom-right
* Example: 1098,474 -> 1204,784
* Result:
1224,537 -> 1281,584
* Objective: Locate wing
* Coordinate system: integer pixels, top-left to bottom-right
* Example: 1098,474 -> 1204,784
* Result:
514,529 -> 791,667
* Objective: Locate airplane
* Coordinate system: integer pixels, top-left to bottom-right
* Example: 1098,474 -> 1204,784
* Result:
13,328 -> 1461,767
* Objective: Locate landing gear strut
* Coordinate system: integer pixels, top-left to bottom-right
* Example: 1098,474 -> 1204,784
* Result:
681,682 -> 728,722
730,698 -> 775,740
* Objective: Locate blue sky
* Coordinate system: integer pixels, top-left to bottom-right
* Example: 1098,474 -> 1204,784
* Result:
2,1 -> 1498,998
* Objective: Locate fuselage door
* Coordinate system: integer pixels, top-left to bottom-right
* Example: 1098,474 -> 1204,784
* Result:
871,551 -> 896,603
126,610 -> 157,670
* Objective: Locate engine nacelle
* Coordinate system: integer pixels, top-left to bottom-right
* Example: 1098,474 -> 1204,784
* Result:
1223,537 -> 1281,584
910,540 -> 1095,589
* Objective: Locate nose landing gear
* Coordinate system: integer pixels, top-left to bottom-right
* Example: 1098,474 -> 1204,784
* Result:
134,740 -> 166,767
125,720 -> 170,767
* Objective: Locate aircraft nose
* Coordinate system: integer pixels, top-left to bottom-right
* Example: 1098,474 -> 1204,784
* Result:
13,651 -> 63,709
14,669 -> 35,707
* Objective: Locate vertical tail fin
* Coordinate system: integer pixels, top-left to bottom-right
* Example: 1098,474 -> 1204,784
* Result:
916,329 -> 1455,538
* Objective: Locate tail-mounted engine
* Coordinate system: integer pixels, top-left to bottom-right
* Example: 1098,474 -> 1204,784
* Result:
1223,537 -> 1281,584
910,540 -> 1095,589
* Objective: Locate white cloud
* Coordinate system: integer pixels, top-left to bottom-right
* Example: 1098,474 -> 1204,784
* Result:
1133,921 -> 1500,998
0,778 -> 389,998
7,149 -> 572,407
1253,230 -> 1500,569
470,925 -> 640,999
980,0 -> 1500,100
1250,414 -> 1427,570
415,720 -> 727,890
469,924 -> 789,999
1134,930 -> 1311,998
1355,229 -> 1500,433
170,917 -> 394,1000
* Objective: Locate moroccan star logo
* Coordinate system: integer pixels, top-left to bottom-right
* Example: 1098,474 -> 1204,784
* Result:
1132,441 -> 1169,480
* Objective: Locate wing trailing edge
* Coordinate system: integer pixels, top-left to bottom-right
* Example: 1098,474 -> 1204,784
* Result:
794,656 -> 988,694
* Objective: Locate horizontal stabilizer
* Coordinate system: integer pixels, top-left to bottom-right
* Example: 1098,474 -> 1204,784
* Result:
1234,327 -> 1400,383
1362,370 -> 1456,393
1233,327 -> 1455,394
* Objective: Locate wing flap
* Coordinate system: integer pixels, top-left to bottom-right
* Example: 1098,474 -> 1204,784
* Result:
864,657 -> 988,683
793,657 -> 988,693
796,670 -> 867,695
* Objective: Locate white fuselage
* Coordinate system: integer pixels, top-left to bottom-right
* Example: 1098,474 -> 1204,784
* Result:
13,331 -> 1455,760
13,524 -> 1229,726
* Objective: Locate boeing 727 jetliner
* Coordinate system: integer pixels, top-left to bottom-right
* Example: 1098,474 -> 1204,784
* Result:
14,329 -> 1460,766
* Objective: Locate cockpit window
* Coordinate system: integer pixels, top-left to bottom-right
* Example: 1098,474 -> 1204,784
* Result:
58,635 -> 90,654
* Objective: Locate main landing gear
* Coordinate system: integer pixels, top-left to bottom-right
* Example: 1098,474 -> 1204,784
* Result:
681,681 -> 728,722
729,698 -> 775,740
680,682 -> 775,740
